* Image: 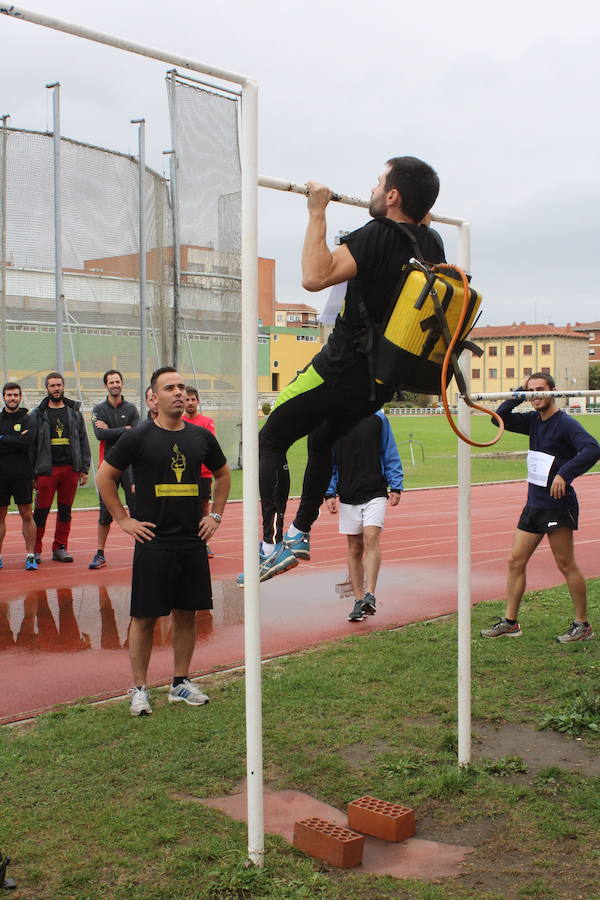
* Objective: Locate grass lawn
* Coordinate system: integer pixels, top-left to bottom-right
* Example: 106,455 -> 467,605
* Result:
33,412 -> 600,509
2,583 -> 599,898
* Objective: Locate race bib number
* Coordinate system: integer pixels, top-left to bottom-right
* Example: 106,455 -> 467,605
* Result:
527,450 -> 555,487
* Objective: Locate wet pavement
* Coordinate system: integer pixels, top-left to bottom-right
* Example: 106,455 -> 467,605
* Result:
2,477 -> 600,724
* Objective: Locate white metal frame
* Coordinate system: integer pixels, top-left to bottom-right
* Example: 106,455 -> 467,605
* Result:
0,1 -> 477,862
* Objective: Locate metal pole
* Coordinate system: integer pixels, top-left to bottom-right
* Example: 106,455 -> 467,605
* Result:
466,389 -> 600,402
163,148 -> 180,368
132,119 -> 147,414
240,78 -> 263,868
0,114 -> 9,384
456,222 -> 472,767
47,82 -> 63,373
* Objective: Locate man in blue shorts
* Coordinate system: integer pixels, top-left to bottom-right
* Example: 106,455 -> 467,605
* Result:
96,367 -> 231,716
481,372 -> 600,643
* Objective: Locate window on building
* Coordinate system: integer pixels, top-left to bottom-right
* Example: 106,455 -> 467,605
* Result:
488,368 -> 498,379
505,345 -> 514,356
288,314 -> 300,322
488,346 -> 497,357
273,360 -> 279,368
523,345 -> 532,355
472,368 -> 480,379
271,373 -> 279,392
590,348 -> 596,355
506,368 -> 515,378
523,367 -> 532,376
541,344 -> 551,355
272,333 -> 279,341
541,367 -> 551,375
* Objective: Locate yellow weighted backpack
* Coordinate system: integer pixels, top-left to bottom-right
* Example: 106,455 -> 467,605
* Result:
373,259 -> 482,395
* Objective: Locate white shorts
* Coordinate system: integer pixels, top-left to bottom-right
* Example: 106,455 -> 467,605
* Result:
339,496 -> 387,534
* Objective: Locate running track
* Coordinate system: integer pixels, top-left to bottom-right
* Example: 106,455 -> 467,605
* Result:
2,476 -> 600,725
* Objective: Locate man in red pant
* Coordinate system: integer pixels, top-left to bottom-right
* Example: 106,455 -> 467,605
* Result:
30,373 -> 91,563
182,386 -> 216,558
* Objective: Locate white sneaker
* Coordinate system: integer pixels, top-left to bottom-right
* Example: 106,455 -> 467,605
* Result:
168,678 -> 209,706
129,686 -> 152,716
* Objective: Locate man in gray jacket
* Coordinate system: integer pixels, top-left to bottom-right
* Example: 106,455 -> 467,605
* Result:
30,373 -> 91,563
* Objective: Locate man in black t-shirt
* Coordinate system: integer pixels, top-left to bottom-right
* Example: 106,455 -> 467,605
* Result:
247,156 -> 444,586
96,366 -> 230,717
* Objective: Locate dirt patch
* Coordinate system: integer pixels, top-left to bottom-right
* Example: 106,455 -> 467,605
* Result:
340,739 -> 392,766
417,814 -> 505,847
472,721 -> 600,775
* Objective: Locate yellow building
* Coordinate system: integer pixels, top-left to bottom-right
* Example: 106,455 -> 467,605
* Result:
448,324 -> 589,405
258,325 -> 322,394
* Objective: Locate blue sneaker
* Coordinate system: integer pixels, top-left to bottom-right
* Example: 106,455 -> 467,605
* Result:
236,542 -> 298,586
283,528 -> 310,560
0,557 -> 3,569
25,554 -> 38,571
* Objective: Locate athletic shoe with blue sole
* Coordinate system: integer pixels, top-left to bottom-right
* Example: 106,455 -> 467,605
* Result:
25,555 -> 38,571
236,542 -> 298,586
283,528 -> 310,560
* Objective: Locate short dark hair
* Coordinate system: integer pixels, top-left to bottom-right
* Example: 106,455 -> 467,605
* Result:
145,385 -> 154,399
185,386 -> 199,399
385,156 -> 440,222
526,372 -> 555,390
45,372 -> 64,388
150,366 -> 178,391
103,369 -> 123,385
2,381 -> 21,396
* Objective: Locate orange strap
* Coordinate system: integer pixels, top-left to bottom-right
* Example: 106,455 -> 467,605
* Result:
432,263 -> 504,448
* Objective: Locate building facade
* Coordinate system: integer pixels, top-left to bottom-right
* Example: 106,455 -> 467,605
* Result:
572,321 -> 600,364
448,324 -> 590,405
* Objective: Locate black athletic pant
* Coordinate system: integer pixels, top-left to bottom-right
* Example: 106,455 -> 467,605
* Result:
259,366 -> 391,542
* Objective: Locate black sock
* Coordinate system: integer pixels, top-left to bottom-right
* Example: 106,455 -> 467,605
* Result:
173,676 -> 186,687
504,618 -> 517,625
98,549 -> 104,556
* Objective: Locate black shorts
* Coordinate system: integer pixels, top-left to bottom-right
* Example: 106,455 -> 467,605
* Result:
517,505 -> 578,534
130,541 -> 212,618
0,475 -> 33,507
199,478 -> 212,502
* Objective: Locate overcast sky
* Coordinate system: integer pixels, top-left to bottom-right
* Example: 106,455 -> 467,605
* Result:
1,0 -> 599,326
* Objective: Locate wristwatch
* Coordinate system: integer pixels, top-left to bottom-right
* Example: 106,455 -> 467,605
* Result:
209,512 -> 222,523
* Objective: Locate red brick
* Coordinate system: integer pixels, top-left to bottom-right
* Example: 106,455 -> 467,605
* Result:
293,817 -> 364,868
347,795 -> 415,842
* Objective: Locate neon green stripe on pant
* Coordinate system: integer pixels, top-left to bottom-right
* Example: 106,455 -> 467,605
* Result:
272,364 -> 324,411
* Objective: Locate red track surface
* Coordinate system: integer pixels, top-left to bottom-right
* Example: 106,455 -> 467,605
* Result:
2,476 -> 600,725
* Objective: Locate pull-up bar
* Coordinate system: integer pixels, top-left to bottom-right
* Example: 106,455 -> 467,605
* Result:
464,389 -> 600,402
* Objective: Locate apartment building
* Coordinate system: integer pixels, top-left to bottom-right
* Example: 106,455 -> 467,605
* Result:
448,323 -> 589,405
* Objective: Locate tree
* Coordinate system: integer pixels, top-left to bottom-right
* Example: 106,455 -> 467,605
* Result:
589,364 -> 600,391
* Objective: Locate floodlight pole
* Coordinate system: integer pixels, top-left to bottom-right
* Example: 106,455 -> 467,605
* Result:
132,119 -> 147,414
0,113 -> 8,384
47,81 -> 64,374
167,71 -> 181,368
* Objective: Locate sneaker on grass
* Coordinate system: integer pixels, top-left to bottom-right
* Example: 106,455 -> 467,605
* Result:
348,599 -> 364,623
168,679 -> 209,706
556,621 -> 595,643
283,528 -> 310,560
480,618 -> 522,638
89,552 -> 106,570
129,687 -> 152,716
361,592 -> 376,616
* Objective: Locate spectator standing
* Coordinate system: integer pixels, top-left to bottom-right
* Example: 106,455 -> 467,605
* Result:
0,382 -> 38,570
89,370 -> 139,569
30,373 -> 91,563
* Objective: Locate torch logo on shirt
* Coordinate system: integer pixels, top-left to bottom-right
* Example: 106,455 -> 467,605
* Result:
55,418 -> 64,439
171,444 -> 186,483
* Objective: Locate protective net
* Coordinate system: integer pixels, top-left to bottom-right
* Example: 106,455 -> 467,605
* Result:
0,77 -> 243,466
167,74 -> 242,466
0,126 -> 171,411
